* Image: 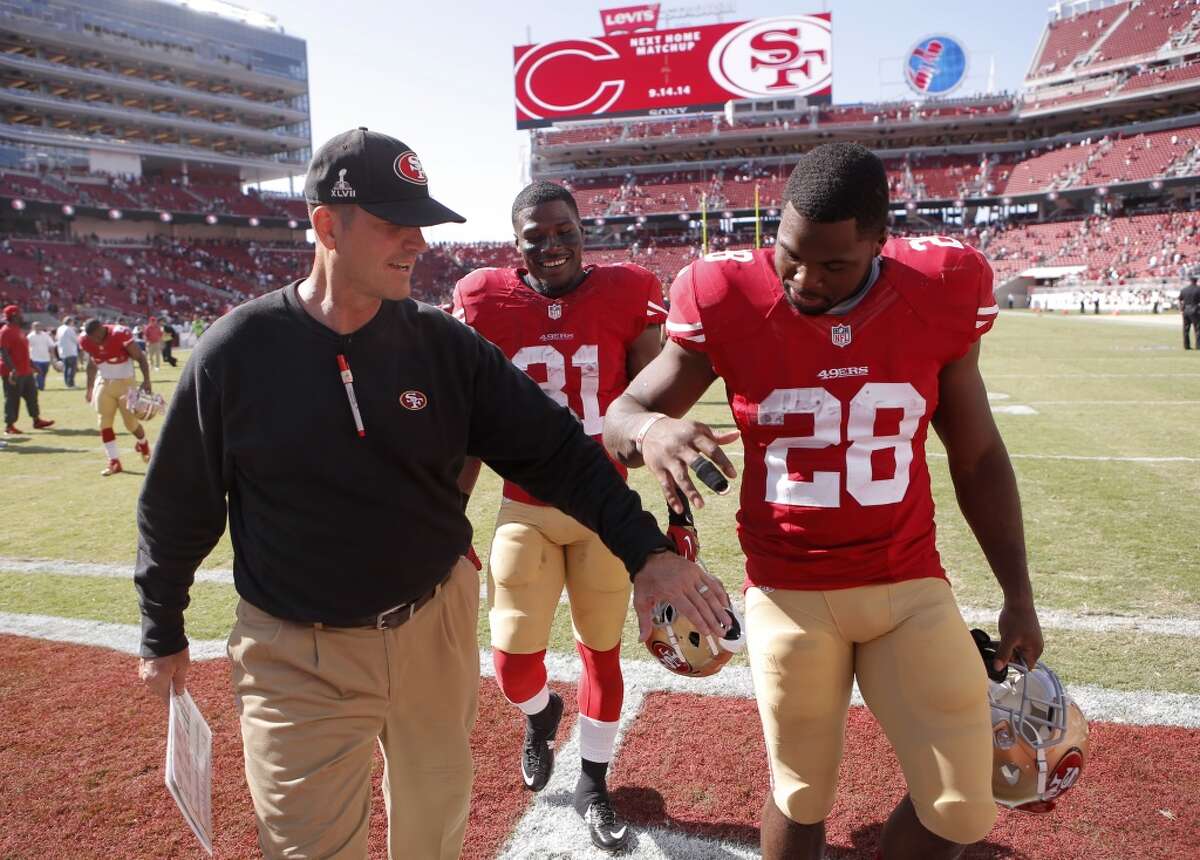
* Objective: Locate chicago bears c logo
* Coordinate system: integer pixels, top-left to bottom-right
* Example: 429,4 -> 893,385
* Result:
394,152 -> 428,185
400,390 -> 428,410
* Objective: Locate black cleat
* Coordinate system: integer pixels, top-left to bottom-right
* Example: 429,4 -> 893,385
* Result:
520,692 -> 563,792
579,796 -> 630,852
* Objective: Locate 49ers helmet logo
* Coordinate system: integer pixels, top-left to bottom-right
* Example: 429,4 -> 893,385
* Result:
650,641 -> 691,674
709,16 -> 833,98
394,151 -> 428,186
400,390 -> 428,410
1044,749 -> 1084,800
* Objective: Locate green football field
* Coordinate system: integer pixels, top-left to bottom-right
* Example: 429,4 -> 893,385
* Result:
2,309 -> 1197,694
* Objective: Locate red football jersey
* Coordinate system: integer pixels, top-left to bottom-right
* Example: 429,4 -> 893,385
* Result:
454,263 -> 667,505
667,239 -> 997,591
80,324 -> 134,378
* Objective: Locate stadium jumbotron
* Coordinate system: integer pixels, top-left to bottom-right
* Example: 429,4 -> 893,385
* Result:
2,2 -> 1199,859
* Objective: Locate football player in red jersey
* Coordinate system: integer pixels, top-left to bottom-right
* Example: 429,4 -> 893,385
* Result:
606,143 -> 1043,860
80,318 -> 154,476
453,181 -> 690,852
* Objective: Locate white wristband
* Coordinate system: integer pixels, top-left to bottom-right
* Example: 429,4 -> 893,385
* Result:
634,412 -> 668,453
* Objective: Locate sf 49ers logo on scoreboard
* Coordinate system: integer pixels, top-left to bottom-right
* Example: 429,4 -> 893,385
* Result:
709,16 -> 832,98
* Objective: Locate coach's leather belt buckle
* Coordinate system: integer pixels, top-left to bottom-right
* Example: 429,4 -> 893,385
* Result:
374,599 -> 418,630
370,568 -> 451,629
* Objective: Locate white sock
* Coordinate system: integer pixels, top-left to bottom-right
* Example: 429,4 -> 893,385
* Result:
512,685 -> 550,716
103,440 -> 119,460
578,715 -> 620,764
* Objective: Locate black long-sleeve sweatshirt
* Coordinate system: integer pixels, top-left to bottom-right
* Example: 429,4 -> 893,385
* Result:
134,281 -> 670,658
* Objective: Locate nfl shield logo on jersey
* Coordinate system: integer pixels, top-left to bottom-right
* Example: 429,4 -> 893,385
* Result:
548,303 -> 562,320
831,324 -> 852,348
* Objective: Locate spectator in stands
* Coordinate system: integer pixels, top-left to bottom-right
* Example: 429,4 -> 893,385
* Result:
1181,277 -> 1200,349
27,322 -> 55,390
0,305 -> 54,434
56,316 -> 79,388
144,316 -> 163,370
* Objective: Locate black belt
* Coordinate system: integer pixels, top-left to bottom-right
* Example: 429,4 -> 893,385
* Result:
325,568 -> 453,630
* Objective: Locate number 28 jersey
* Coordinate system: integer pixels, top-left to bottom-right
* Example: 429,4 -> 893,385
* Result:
453,263 -> 667,505
667,239 -> 999,591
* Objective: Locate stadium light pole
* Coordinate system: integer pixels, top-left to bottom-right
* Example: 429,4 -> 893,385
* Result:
701,191 -> 708,255
754,184 -> 761,249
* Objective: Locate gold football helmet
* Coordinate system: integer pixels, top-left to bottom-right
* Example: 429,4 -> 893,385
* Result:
646,599 -> 745,677
973,629 -> 1089,813
124,388 -> 167,422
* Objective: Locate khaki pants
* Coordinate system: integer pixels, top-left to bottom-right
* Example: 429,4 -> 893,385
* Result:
747,577 -> 997,845
229,558 -> 481,859
94,376 -> 141,434
147,340 -> 163,368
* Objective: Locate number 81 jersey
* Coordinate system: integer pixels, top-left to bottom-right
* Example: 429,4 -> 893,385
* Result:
667,240 -> 999,590
454,262 -> 667,505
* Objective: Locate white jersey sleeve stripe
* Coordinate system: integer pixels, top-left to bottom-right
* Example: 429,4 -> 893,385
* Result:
977,305 -> 1000,316
666,320 -> 704,333
647,300 -> 668,315
673,332 -> 707,343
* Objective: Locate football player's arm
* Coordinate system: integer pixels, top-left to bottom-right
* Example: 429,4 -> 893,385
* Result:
625,324 -> 662,380
124,339 -> 152,392
84,356 -> 97,400
932,341 -> 1043,672
605,341 -> 737,514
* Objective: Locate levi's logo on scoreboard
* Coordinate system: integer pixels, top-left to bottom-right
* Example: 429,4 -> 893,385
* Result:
600,4 -> 660,36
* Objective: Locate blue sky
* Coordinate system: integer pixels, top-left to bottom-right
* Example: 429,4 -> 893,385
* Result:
244,0 -> 1055,239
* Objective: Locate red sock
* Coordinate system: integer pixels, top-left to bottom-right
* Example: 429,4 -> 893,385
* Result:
575,641 -> 623,723
492,648 -> 548,707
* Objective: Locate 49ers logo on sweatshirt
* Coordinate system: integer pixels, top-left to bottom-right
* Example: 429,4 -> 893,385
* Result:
400,390 -> 428,411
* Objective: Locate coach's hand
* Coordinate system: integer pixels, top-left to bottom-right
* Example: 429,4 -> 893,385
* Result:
633,551 -> 730,641
641,417 -> 739,514
139,647 -> 191,705
995,598 -> 1044,672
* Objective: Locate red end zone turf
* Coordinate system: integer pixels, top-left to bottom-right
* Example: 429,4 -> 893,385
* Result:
609,691 -> 1200,859
0,635 -> 574,859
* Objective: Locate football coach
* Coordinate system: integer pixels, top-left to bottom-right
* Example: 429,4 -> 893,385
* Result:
134,127 -> 730,860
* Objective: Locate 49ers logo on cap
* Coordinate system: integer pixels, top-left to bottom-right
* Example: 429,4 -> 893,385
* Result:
400,390 -> 428,410
394,151 -> 428,186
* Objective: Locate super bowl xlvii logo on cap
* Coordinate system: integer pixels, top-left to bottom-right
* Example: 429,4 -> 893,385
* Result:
331,168 -> 356,198
548,303 -> 562,320
831,323 -> 852,348
905,34 -> 967,96
394,151 -> 428,186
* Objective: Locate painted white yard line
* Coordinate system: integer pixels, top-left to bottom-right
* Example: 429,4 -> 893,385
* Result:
985,373 -> 1200,378
1026,400 -> 1200,406
991,404 -> 1039,415
7,558 -> 1200,637
0,556 -> 233,584
2,612 -> 1196,728
927,452 -> 1200,463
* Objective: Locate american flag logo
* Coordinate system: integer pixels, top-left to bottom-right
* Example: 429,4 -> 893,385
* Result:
831,324 -> 852,348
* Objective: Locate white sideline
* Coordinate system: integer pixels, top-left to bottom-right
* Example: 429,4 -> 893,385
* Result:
2,612 -> 1196,729
5,557 -> 1200,638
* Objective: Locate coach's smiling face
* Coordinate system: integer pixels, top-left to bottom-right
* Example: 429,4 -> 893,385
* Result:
515,199 -> 586,296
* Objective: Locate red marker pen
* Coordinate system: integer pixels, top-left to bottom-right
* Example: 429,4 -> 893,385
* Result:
337,354 -> 365,438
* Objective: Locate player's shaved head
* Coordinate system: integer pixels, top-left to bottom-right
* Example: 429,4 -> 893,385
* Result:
785,142 -> 890,237
83,318 -> 103,336
511,181 -> 579,226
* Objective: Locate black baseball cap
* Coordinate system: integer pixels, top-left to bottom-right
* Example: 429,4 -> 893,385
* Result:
303,127 -> 465,226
